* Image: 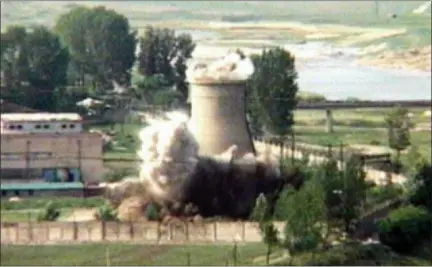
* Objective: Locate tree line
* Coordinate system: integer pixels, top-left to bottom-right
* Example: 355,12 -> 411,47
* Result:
1,5 -> 299,135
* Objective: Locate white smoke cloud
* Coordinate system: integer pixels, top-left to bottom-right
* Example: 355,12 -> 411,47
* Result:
137,111 -> 200,202
186,51 -> 255,83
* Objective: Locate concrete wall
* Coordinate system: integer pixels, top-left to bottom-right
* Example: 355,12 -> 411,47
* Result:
0,133 -> 104,183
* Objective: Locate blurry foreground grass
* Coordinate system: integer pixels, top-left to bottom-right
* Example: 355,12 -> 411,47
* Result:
1,242 -> 429,266
0,243 -> 266,266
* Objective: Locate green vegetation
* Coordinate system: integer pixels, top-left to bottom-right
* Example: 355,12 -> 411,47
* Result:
385,107 -> 413,166
0,197 -> 105,211
378,205 -> 432,254
94,204 -> 117,221
247,48 -> 298,136
36,201 -> 61,222
275,243 -> 430,266
0,243 -> 267,266
137,26 -> 195,102
0,210 -> 39,223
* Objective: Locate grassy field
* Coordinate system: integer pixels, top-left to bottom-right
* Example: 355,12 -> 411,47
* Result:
0,197 -> 105,211
1,242 -> 429,266
1,1 -> 430,51
0,243 -> 267,266
0,210 -> 39,223
96,107 -> 431,164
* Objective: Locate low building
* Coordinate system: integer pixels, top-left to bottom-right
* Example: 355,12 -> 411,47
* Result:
0,113 -> 105,197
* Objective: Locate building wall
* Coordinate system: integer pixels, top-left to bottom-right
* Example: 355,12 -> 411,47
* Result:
1,121 -> 82,134
0,132 -> 104,183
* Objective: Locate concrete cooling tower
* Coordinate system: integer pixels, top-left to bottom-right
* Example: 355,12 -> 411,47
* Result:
186,52 -> 259,157
189,80 -> 256,157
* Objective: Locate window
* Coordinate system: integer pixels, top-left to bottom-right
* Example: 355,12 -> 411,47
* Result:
14,190 -> 20,197
69,124 -> 76,129
16,125 -> 23,130
61,124 -> 67,129
9,125 -> 15,129
43,124 -> 49,129
35,124 -> 41,129
28,190 -> 34,196
1,191 -> 6,197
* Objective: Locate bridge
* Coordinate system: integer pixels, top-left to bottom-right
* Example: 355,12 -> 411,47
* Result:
296,100 -> 431,110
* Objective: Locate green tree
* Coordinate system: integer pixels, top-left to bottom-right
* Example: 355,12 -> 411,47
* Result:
137,26 -> 195,103
410,164 -> 432,213
246,47 -> 299,136
1,25 -> 70,111
25,26 -> 70,111
55,6 -> 137,90
1,25 -> 29,92
340,156 -> 369,233
385,107 -> 413,166
250,194 -> 280,263
283,179 -> 327,258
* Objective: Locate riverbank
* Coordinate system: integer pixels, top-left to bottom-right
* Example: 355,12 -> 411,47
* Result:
357,46 -> 431,72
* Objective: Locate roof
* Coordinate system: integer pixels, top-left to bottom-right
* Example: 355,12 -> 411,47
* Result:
0,182 -> 84,191
1,113 -> 82,122
0,99 -> 39,113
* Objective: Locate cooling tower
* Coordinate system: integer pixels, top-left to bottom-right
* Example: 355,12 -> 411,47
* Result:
189,80 -> 256,157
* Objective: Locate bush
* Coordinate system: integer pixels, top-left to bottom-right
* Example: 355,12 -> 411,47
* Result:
144,203 -> 160,221
274,243 -> 429,266
37,201 -> 61,222
366,184 -> 404,206
95,204 -> 117,221
378,205 -> 432,253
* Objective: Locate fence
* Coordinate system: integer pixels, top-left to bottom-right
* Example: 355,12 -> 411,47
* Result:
252,137 -> 407,185
0,220 -> 286,245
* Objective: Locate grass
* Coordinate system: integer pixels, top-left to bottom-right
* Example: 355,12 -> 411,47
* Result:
294,108 -> 432,127
0,210 -> 39,223
96,107 -> 431,164
274,243 -> 431,266
0,197 -> 105,211
0,209 -> 74,223
1,242 -> 429,266
1,1 -> 429,52
0,243 -> 267,266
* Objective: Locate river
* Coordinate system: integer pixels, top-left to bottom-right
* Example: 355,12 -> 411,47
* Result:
185,29 -> 431,101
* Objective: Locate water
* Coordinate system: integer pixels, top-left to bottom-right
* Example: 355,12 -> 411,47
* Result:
297,58 -> 431,101
182,30 -> 431,101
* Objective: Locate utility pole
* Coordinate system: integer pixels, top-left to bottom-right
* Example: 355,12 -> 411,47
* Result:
375,1 -> 380,19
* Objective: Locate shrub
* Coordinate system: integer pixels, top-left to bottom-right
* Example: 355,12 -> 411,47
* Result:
274,243 -> 428,266
95,204 -> 117,221
37,201 -> 61,222
144,203 -> 160,221
366,184 -> 404,206
409,164 -> 432,212
378,205 -> 432,253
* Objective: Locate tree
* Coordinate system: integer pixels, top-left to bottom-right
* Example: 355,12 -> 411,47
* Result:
385,107 -> 413,166
137,26 -> 195,103
410,164 -> 432,213
1,25 -> 29,90
340,156 -> 369,233
283,179 -> 327,258
55,6 -> 137,90
1,25 -> 70,111
25,26 -> 70,111
246,47 -> 299,136
250,194 -> 280,264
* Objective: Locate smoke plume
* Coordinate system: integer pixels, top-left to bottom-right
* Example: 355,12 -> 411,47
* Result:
186,51 -> 255,83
